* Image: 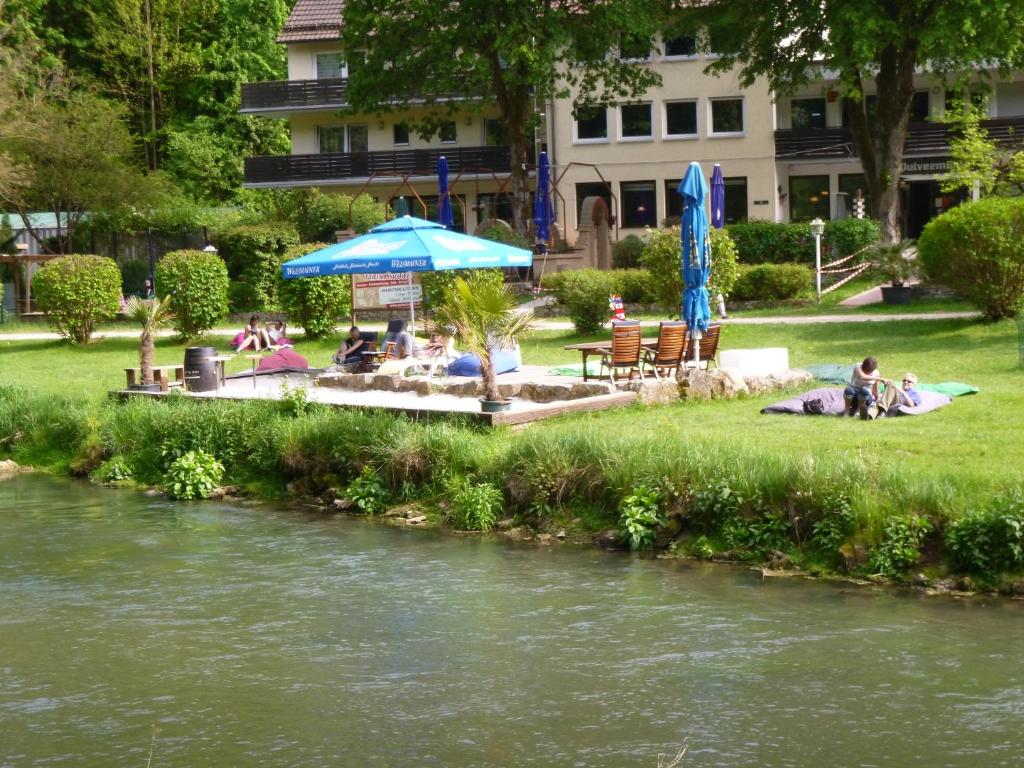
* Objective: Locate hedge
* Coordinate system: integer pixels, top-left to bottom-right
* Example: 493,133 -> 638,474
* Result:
918,197 -> 1024,320
213,223 -> 300,310
276,243 -> 351,338
32,254 -> 122,343
641,227 -> 740,314
156,249 -> 230,338
726,220 -> 812,264
730,263 -> 813,302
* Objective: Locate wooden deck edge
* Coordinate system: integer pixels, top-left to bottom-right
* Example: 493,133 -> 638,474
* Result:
489,391 -> 639,426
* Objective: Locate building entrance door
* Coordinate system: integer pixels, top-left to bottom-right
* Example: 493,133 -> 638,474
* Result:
902,180 -> 967,239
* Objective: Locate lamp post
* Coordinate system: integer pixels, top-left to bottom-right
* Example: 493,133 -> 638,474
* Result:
810,217 -> 825,302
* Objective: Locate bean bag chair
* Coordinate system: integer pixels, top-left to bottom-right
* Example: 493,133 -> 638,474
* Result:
447,351 -> 520,377
257,348 -> 309,371
761,386 -> 952,416
230,331 -> 246,349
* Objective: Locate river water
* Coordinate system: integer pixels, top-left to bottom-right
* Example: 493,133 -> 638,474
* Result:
1,475 -> 1022,767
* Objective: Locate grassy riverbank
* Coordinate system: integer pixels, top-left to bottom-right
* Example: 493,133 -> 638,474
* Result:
2,316 -> 1023,590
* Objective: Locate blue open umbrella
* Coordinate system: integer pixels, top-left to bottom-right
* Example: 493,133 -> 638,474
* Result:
437,156 -> 454,229
710,164 -> 725,230
281,215 -> 533,330
533,151 -> 552,247
678,162 -> 712,364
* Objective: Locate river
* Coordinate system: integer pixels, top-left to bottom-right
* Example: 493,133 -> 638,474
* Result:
1,475 -> 1022,767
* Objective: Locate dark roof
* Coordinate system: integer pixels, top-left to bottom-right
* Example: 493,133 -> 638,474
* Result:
278,0 -> 344,43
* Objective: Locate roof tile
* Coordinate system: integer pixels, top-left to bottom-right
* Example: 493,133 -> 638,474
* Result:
278,0 -> 344,44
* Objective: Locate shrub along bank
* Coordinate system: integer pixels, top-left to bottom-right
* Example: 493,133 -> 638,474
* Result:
1,386 -> 1022,594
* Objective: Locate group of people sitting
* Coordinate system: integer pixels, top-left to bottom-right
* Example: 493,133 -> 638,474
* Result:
232,315 -> 292,353
844,356 -> 922,419
332,319 -> 454,373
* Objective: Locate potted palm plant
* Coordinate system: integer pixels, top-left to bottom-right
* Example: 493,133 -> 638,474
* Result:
432,273 -> 533,412
122,295 -> 175,391
873,240 -> 916,304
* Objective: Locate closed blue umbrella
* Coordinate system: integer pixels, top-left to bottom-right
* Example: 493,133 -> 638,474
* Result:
710,164 -> 725,229
533,151 -> 552,247
678,162 -> 712,364
437,156 -> 454,229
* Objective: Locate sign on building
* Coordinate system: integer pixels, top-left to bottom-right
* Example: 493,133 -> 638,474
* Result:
352,272 -> 423,310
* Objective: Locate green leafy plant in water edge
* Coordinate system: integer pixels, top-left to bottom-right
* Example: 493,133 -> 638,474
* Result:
944,490 -> 1024,580
91,455 -> 133,484
346,466 -> 389,514
619,484 -> 666,550
868,514 -> 932,577
164,449 -> 224,500
278,377 -> 312,417
449,476 -> 503,531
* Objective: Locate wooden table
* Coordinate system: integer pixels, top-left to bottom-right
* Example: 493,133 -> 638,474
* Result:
563,339 -> 657,382
208,355 -> 233,388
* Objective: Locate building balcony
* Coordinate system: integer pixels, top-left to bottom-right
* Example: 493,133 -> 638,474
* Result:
244,146 -> 513,187
775,116 -> 1024,161
241,78 -> 350,114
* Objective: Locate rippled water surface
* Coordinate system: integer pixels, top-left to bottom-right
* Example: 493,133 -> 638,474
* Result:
1,475 -> 1022,767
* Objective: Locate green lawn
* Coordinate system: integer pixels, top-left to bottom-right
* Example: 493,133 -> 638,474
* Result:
2,316 -> 1022,500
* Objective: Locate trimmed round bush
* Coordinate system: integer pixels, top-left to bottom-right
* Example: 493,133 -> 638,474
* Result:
612,234 -> 645,269
276,243 -> 351,338
551,269 -> 616,333
918,197 -> 1024,320
33,254 -> 121,343
641,226 -> 740,315
730,264 -> 813,302
156,249 -> 229,339
214,223 -> 300,310
824,218 -> 880,257
726,219 -> 813,264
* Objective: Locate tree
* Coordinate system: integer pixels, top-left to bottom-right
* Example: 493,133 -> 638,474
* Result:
123,294 -> 175,386
342,0 -> 672,235
940,102 -> 1024,197
680,0 -> 1024,243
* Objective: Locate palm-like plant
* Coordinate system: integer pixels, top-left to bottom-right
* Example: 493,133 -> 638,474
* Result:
122,295 -> 175,386
431,274 -> 533,403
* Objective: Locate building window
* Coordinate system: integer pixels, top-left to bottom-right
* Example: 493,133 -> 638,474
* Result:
315,53 -> 345,79
619,33 -> 651,61
575,182 -> 613,224
791,98 -> 826,130
393,123 -> 409,146
710,98 -> 744,135
619,103 -> 652,140
621,181 -> 656,228
723,177 -> 748,224
574,106 -> 608,142
910,91 -> 930,122
317,126 -> 346,153
789,175 -> 830,222
664,101 -> 698,137
837,173 -> 871,218
439,121 -> 457,143
665,179 -> 683,222
663,34 -> 697,58
484,118 -> 508,146
475,193 -> 514,224
348,124 -> 368,153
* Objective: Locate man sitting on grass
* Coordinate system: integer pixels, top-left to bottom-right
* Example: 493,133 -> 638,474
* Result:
867,372 -> 922,419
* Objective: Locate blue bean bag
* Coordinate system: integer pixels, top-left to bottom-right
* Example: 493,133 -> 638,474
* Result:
448,351 -> 520,377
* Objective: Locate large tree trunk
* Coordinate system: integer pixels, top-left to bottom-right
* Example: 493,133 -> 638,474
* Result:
845,42 -> 918,244
487,55 -> 533,237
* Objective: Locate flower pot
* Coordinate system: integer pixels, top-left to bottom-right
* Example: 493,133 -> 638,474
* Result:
128,383 -> 162,393
880,285 -> 912,305
480,398 -> 512,413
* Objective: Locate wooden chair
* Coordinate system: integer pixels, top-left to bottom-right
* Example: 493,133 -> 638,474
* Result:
681,324 -> 721,370
596,320 -> 644,386
641,321 -> 687,380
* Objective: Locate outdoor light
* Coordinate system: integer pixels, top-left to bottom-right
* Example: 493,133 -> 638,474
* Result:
810,217 -> 825,302
202,244 -> 218,254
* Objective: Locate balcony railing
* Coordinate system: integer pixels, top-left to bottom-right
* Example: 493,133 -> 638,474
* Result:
244,146 -> 513,186
775,116 -> 1024,160
241,78 -> 349,113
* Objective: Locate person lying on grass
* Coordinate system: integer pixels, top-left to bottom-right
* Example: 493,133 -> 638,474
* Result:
866,372 -> 922,419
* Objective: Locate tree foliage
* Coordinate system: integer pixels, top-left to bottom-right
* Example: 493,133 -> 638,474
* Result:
681,0 -> 1024,242
32,254 -> 122,343
342,0 -> 672,234
276,243 -> 351,339
941,102 -> 1024,197
155,249 -> 230,338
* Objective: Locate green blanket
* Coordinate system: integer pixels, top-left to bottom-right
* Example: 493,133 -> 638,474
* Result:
801,363 -> 978,396
549,361 -> 603,377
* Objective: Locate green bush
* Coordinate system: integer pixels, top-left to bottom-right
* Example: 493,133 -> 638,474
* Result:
276,243 -> 351,338
918,197 -> 1024,320
214,223 -> 300,310
155,249 -> 230,339
422,269 -> 503,309
346,466 -> 389,514
730,264 -> 813,302
90,455 -> 133,484
641,227 -> 740,314
824,218 -> 880,257
616,269 -> 657,304
119,258 -> 151,298
449,477 -> 503,531
478,223 -> 530,249
944,491 -> 1024,579
164,449 -> 224,500
290,190 -> 389,242
550,269 -> 616,333
32,254 -> 122,343
227,280 -> 262,313
619,484 -> 666,550
869,515 -> 932,577
612,234 -> 645,269
726,220 -> 813,264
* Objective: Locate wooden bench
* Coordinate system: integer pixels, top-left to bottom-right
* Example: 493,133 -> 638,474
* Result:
124,365 -> 185,392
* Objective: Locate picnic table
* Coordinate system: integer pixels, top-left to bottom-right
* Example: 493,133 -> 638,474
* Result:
563,338 -> 658,382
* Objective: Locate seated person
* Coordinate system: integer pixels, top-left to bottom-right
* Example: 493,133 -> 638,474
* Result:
867,372 -> 922,419
333,326 -> 368,368
266,320 -> 290,347
421,328 -> 457,359
383,318 -> 416,359
235,315 -> 272,352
